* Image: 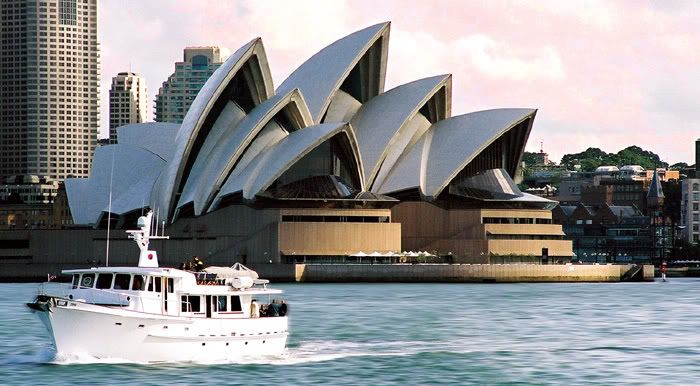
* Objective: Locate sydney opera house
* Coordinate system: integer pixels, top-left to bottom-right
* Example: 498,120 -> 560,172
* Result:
58,22 -> 572,266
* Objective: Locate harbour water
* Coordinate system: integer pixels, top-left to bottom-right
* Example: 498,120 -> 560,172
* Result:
1,280 -> 699,385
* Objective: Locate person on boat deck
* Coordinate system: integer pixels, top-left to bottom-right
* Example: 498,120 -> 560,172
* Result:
267,300 -> 281,317
250,299 -> 260,318
192,256 -> 204,272
279,300 -> 288,317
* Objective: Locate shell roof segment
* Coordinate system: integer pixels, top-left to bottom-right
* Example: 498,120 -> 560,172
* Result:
153,38 -> 274,220
65,145 -> 166,226
422,108 -> 536,199
177,88 -> 313,216
116,122 -> 180,161
276,22 -> 389,124
175,101 -> 247,215
374,133 -> 428,195
350,75 -> 452,190
212,122 -> 360,205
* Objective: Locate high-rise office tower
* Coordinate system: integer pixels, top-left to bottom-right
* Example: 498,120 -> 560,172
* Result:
0,0 -> 100,182
109,72 -> 147,143
154,46 -> 226,123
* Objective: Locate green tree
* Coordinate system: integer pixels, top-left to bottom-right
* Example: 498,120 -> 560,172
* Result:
560,146 -> 668,171
521,151 -> 541,167
669,162 -> 688,170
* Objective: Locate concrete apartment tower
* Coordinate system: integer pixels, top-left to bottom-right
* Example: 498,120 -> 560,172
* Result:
154,47 -> 226,123
0,0 -> 100,182
680,139 -> 700,243
109,72 -> 147,144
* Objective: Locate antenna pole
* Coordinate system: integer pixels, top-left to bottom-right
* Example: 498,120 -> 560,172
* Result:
105,148 -> 115,267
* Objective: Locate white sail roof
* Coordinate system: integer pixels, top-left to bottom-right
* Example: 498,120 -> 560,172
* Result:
213,122 -> 360,204
153,38 -> 274,220
176,88 -> 313,216
422,108 -> 535,199
116,122 -> 180,161
350,75 -> 451,189
65,145 -> 165,225
276,22 -> 389,123
376,108 -> 535,198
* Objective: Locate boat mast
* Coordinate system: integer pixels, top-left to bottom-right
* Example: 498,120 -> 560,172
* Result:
126,210 -> 169,268
105,147 -> 115,267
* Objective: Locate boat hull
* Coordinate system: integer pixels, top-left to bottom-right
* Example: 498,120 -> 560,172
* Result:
30,298 -> 288,362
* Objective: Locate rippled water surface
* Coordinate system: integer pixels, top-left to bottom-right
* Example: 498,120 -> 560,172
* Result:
2,280 -> 699,385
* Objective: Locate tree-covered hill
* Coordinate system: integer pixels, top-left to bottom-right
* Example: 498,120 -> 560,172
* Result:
559,146 -> 668,172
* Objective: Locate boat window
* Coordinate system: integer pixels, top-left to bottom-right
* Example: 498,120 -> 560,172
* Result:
114,274 -> 131,290
132,275 -> 146,291
96,273 -> 113,289
80,273 -> 95,288
147,276 -> 153,291
181,295 -> 201,312
154,276 -> 162,292
167,278 -> 174,293
71,274 -> 80,289
217,296 -> 227,312
230,296 -> 242,312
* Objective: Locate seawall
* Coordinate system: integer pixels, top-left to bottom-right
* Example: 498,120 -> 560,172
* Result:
2,262 -> 653,283
257,263 -> 655,283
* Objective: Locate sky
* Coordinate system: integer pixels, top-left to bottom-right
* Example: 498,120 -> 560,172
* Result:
99,0 -> 700,165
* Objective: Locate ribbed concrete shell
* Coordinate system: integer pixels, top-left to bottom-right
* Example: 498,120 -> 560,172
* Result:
350,75 -> 451,190
175,89 -> 313,217
423,108 -> 535,199
65,145 -> 166,225
116,122 -> 180,161
377,109 -> 535,199
276,22 -> 389,124
212,122 -> 362,205
153,38 -> 274,219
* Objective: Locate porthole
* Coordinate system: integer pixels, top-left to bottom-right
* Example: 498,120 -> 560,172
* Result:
202,343 -> 205,346
245,342 -> 248,345
226,343 -> 229,346
263,340 -> 266,344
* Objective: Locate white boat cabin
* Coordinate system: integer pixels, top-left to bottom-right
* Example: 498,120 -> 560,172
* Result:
51,266 -> 286,319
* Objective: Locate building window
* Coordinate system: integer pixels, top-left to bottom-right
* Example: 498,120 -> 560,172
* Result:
694,183 -> 700,192
59,0 -> 77,25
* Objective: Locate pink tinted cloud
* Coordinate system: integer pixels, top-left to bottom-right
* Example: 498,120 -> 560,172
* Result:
100,1 -> 700,164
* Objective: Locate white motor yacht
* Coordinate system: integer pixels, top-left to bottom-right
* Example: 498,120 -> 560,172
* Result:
26,211 -> 288,362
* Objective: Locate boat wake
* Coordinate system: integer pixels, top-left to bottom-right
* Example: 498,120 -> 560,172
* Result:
240,339 -> 466,365
40,339 -> 464,366
51,351 -> 141,365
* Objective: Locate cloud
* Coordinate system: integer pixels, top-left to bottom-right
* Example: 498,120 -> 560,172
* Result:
454,35 -> 565,82
97,0 -> 700,165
